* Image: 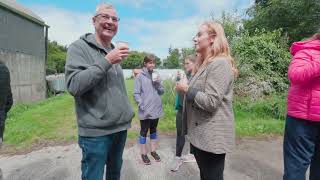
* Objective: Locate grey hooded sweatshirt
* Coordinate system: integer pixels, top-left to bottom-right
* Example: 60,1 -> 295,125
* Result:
65,33 -> 134,137
134,67 -> 164,120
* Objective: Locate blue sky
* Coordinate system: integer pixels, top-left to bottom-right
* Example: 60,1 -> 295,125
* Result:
17,0 -> 253,59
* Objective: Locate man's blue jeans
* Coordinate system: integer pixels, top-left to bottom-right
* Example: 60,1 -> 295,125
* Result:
283,116 -> 320,180
78,130 -> 127,180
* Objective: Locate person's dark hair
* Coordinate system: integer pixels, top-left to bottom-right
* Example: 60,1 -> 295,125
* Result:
143,54 -> 156,67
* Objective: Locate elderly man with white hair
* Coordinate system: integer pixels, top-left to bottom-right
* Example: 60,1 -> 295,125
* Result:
65,3 -> 134,180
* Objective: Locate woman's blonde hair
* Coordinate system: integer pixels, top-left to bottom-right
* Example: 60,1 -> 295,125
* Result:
311,28 -> 320,40
194,21 -> 238,77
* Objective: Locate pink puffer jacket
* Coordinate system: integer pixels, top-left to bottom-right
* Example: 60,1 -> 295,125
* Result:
287,39 -> 320,121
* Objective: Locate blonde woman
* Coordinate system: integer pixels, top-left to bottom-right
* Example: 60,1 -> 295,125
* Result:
176,21 -> 237,180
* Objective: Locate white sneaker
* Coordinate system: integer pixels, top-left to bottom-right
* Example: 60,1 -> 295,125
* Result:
182,154 -> 196,163
170,156 -> 183,172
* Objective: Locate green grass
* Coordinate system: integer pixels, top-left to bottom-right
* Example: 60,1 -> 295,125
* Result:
4,94 -> 77,149
234,94 -> 286,136
3,79 -> 286,151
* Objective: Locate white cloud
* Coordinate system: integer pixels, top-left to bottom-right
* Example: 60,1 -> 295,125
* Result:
114,0 -> 148,9
194,0 -> 233,14
112,0 -> 173,9
31,5 -> 94,46
29,5 -> 204,59
28,0 -> 253,59
191,0 -> 253,17
121,17 -> 204,58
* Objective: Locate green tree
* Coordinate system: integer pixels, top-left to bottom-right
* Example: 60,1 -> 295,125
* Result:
47,41 -> 67,74
220,11 -> 243,42
163,47 -> 181,69
162,47 -> 195,69
121,51 -> 161,69
154,55 -> 161,68
209,11 -> 243,42
254,0 -> 270,6
245,0 -> 320,43
181,48 -> 195,62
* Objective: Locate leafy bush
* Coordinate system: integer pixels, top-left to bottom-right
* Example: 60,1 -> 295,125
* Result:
234,93 -> 287,121
231,29 -> 291,99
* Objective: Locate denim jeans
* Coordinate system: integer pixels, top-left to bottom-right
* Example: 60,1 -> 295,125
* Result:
283,116 -> 320,180
78,130 -> 127,180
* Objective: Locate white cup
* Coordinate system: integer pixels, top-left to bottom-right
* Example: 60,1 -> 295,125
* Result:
116,41 -> 129,50
152,71 -> 160,82
116,41 -> 129,60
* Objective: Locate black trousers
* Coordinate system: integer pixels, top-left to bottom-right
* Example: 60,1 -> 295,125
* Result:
176,109 -> 185,157
0,110 -> 7,139
191,144 -> 226,180
140,118 -> 159,137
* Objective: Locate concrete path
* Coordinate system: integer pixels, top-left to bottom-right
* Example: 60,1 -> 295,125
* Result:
0,137 -> 284,180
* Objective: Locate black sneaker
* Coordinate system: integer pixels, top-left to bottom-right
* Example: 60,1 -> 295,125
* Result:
151,151 -> 161,162
141,154 -> 151,165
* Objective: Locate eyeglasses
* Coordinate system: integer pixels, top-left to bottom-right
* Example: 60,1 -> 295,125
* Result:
95,13 -> 120,23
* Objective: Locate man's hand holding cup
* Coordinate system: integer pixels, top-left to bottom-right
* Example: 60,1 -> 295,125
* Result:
105,41 -> 129,64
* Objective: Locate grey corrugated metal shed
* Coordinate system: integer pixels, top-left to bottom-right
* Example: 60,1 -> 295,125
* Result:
0,0 -> 48,26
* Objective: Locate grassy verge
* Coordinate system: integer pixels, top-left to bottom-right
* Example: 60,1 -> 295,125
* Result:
234,94 -> 286,136
4,94 -> 77,150
2,79 -> 286,152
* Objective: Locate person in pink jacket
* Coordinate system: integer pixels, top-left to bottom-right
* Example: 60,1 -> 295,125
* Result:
283,30 -> 320,180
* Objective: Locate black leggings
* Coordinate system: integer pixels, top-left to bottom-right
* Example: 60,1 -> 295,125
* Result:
176,109 -> 185,157
140,118 -> 159,137
191,144 -> 226,180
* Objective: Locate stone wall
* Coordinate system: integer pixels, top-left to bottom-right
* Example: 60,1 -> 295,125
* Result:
0,50 -> 46,104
